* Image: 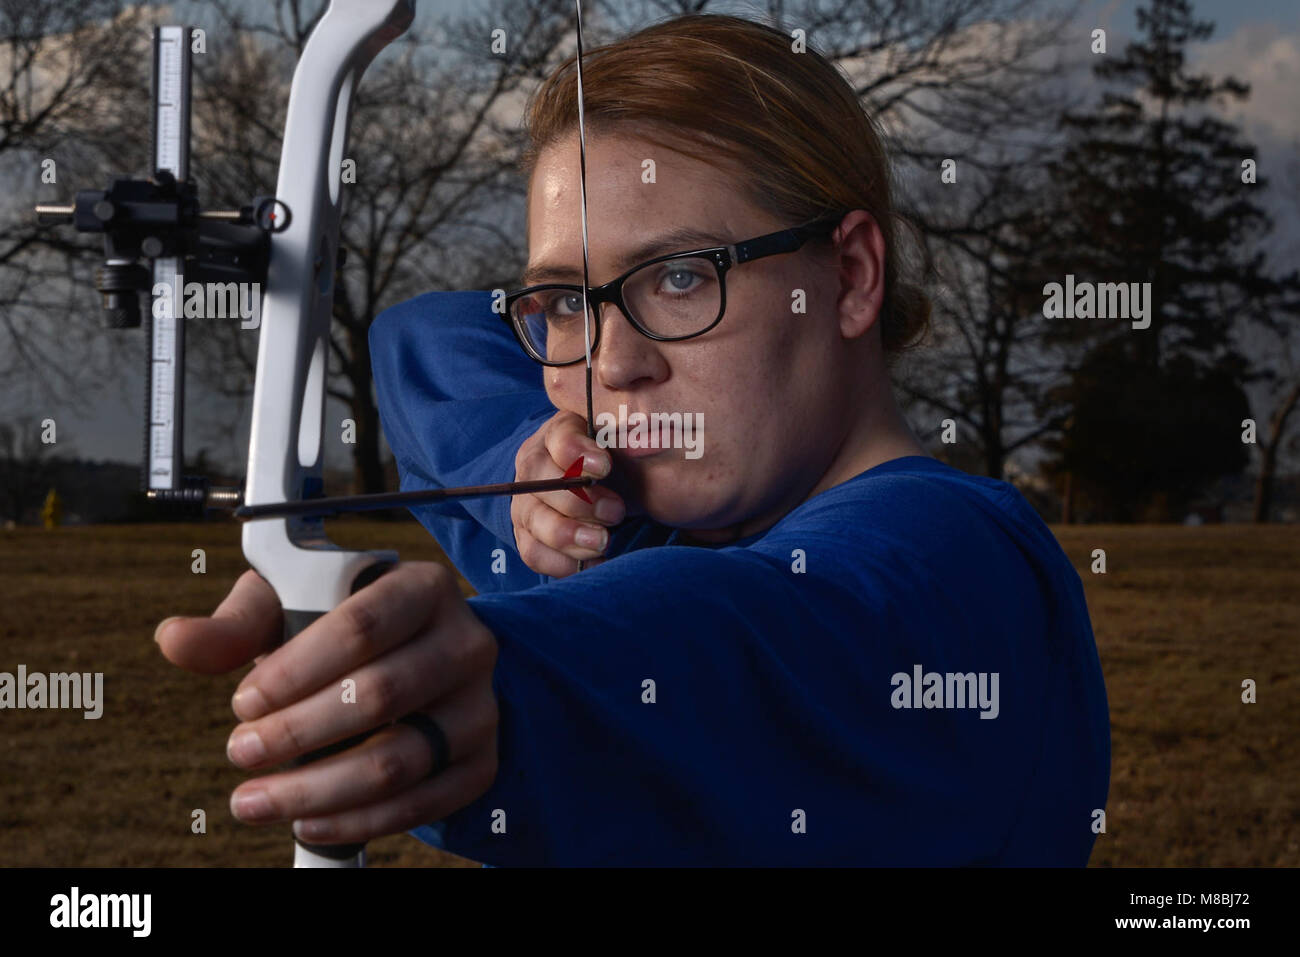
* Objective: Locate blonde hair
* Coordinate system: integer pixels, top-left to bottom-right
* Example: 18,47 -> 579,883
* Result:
520,12 -> 931,357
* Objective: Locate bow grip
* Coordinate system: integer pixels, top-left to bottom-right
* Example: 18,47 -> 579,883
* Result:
277,557 -> 396,866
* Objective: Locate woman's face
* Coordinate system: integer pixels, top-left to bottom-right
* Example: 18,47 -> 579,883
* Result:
525,129 -> 881,539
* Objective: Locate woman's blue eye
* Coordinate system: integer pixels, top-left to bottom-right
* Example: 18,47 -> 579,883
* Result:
660,266 -> 704,295
541,292 -> 584,320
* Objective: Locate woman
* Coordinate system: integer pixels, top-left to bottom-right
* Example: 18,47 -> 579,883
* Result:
157,13 -> 1109,865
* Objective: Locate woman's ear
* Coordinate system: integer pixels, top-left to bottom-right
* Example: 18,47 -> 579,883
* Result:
832,209 -> 887,339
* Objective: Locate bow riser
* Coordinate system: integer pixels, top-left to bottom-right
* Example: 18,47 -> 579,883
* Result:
242,0 -> 413,611
241,0 -> 415,868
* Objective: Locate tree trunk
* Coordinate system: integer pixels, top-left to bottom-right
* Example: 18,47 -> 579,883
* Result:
343,315 -> 388,497
983,431 -> 1005,480
352,395 -> 387,496
1253,380 -> 1300,523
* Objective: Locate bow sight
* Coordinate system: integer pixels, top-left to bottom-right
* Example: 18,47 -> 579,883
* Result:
34,26 -> 291,511
36,173 -> 286,331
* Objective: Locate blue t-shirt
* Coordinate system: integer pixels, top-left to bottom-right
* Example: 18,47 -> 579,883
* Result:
369,290 -> 1111,866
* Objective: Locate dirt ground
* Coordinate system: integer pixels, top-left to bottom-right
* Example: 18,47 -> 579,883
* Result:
1,520 -> 1295,866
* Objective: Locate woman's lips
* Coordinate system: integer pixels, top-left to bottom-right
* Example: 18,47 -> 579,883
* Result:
613,420 -> 669,458
619,442 -> 665,459
601,411 -> 696,459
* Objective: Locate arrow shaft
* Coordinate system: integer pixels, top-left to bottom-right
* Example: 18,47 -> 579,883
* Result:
234,473 -> 595,521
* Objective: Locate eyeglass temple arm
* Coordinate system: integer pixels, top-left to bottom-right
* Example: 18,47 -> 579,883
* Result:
732,210 -> 848,264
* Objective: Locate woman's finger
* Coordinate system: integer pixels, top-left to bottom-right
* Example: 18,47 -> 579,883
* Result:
291,750 -> 498,845
512,521 -> 594,578
229,679 -> 495,827
230,562 -> 453,722
516,495 -> 610,559
516,411 -> 611,490
542,423 -> 610,483
155,569 -> 283,675
227,576 -> 496,767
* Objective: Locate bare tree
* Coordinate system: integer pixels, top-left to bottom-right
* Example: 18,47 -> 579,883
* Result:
177,0 -> 578,493
1241,147 -> 1300,522
0,0 -> 149,403
898,160 -> 1081,478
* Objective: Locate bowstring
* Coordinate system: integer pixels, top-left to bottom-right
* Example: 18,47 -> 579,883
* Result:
573,0 -> 594,572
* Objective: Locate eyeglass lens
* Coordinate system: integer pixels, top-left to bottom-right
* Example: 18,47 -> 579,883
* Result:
511,255 -> 722,363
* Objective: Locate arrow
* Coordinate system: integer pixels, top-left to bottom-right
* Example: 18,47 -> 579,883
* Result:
233,455 -> 594,521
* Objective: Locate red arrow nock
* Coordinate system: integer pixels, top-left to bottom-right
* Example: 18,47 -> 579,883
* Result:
565,456 -> 593,503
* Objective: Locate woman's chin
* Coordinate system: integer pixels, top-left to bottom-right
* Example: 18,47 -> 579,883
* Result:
639,487 -> 733,531
609,451 -> 736,527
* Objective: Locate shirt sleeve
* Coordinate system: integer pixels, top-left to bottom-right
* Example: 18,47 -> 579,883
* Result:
430,520 -> 1064,866
369,289 -> 557,593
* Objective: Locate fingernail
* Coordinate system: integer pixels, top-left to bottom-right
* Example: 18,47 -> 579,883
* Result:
227,729 -> 267,766
154,616 -> 185,643
232,686 -> 270,721
594,498 -> 624,524
588,451 -> 611,477
575,525 -> 607,551
231,789 -> 275,822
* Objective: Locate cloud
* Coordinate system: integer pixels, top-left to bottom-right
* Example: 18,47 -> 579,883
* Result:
1190,20 -> 1300,143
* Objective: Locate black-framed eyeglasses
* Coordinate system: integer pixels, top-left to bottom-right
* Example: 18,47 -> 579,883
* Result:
502,209 -> 850,366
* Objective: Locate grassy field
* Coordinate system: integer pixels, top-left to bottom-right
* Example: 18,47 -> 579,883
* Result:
1,520 -> 1296,867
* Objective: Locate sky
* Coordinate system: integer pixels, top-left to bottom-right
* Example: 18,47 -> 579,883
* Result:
17,0 -> 1300,478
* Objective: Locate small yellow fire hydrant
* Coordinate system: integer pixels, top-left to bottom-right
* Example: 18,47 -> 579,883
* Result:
42,488 -> 63,529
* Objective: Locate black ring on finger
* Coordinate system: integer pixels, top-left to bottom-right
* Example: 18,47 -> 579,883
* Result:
398,711 -> 451,778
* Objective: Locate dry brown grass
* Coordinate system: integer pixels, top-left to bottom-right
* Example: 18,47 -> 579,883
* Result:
1,520 -> 1295,866
1052,525 -> 1299,866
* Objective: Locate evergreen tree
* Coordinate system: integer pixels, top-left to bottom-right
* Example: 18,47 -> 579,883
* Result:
1036,0 -> 1287,519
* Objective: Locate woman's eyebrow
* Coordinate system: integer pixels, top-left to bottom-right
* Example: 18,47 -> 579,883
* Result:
519,225 -> 731,286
